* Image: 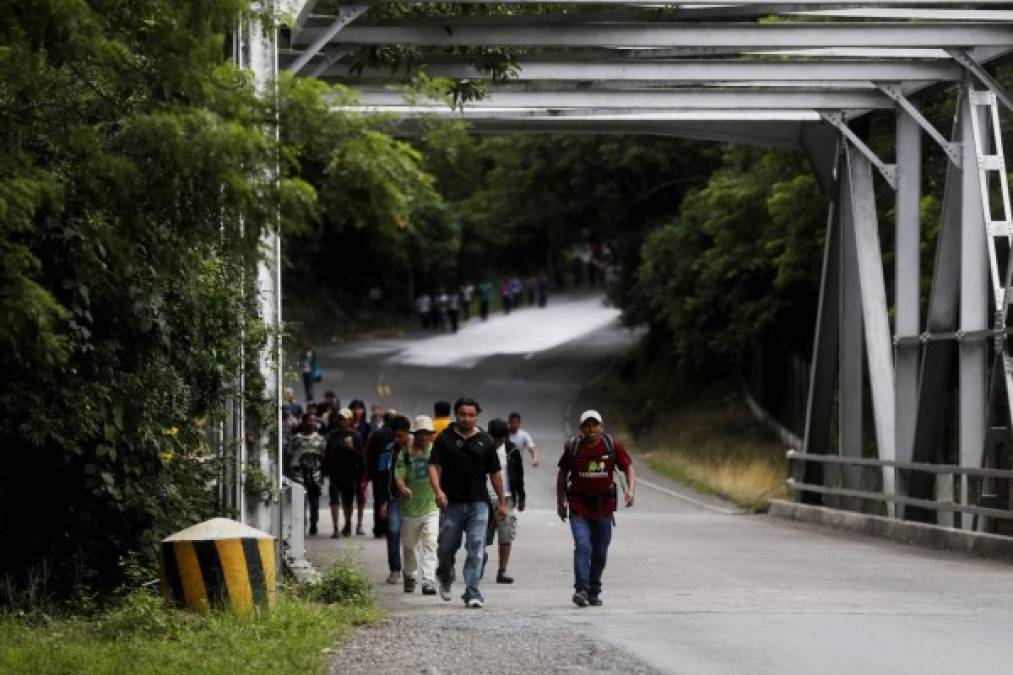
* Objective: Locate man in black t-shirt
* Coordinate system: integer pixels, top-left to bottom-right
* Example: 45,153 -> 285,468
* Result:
428,397 -> 507,609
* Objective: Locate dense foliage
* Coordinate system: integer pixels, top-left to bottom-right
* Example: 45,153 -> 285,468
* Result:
0,3 -> 435,596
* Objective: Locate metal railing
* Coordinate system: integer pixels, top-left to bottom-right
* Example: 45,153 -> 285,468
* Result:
785,450 -> 1013,524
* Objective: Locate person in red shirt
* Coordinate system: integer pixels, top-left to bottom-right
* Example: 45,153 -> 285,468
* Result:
556,410 -> 636,607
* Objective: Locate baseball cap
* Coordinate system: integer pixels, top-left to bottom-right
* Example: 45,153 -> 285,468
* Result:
337,407 -> 353,420
579,410 -> 603,425
412,415 -> 435,433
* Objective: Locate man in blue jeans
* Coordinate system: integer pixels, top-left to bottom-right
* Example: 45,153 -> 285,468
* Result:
556,410 -> 636,607
428,397 -> 507,608
378,415 -> 412,584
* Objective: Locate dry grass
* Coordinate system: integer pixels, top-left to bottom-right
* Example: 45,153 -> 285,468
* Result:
625,401 -> 788,512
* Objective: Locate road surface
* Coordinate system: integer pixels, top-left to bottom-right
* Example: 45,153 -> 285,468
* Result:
304,294 -> 1013,674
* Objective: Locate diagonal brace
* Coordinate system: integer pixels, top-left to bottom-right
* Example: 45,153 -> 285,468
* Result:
876,83 -> 962,168
289,2 -> 372,75
946,49 -> 1013,114
821,112 -> 897,190
309,47 -> 352,78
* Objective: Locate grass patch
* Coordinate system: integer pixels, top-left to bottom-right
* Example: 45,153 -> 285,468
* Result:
0,562 -> 381,675
595,364 -> 788,511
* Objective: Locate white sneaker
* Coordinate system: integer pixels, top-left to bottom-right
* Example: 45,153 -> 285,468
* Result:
385,572 -> 400,585
439,582 -> 452,601
466,597 -> 484,609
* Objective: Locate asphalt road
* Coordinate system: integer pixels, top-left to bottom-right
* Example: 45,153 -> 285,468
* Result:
304,294 -> 1013,675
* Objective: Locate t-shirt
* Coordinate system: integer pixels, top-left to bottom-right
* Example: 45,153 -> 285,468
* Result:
432,416 -> 451,436
430,425 -> 501,503
490,442 -> 511,498
509,429 -> 535,458
395,443 -> 438,517
558,436 -> 632,519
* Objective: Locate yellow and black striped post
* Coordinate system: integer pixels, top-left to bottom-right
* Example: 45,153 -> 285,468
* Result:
159,518 -> 276,616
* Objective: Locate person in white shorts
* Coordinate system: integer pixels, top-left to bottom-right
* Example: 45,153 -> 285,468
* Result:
485,418 -> 526,584
395,415 -> 440,595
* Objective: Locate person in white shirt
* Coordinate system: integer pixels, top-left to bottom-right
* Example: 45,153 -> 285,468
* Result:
485,418 -> 525,583
508,412 -> 540,467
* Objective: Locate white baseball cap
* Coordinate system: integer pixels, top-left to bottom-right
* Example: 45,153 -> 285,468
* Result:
412,415 -> 435,433
579,410 -> 603,425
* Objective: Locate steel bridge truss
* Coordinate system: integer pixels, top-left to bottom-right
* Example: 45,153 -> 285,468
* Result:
282,0 -> 1013,531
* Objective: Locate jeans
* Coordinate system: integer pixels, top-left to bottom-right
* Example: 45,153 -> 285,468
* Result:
385,499 -> 402,573
570,514 -> 613,596
436,501 -> 489,601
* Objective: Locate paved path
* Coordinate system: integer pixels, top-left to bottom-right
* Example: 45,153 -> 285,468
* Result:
304,294 -> 1013,675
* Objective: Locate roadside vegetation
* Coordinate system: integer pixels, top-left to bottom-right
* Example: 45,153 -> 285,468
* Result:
0,561 -> 379,675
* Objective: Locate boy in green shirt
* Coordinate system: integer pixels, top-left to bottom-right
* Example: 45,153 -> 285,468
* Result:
395,415 -> 440,594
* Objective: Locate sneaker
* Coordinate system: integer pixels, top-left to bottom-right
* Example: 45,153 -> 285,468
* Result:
588,595 -> 603,607
330,531 -> 339,539
403,577 -> 416,593
496,570 -> 514,584
466,597 -> 484,609
439,581 -> 452,601
356,526 -> 365,536
421,582 -> 437,596
572,591 -> 589,608
341,525 -> 351,537
385,572 -> 400,585
309,524 -> 318,536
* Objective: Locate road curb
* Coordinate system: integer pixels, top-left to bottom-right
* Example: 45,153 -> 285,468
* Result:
768,499 -> 1013,562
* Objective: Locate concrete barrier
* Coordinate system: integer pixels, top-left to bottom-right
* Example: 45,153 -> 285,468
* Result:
159,518 -> 276,616
768,499 -> 1013,562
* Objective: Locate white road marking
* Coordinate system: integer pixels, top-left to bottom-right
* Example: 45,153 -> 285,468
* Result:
637,477 -> 740,515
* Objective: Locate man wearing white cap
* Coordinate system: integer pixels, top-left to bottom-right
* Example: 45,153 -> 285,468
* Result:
556,409 -> 635,608
395,415 -> 440,595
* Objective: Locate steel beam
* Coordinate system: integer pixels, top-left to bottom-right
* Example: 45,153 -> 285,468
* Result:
947,49 -> 1013,113
288,2 -> 371,74
822,113 -> 897,188
846,144 -> 898,506
877,83 -> 962,166
302,22 -> 1013,48
317,59 -> 964,83
349,89 -> 894,110
894,110 -> 921,503
839,154 -> 865,509
959,87 -> 989,529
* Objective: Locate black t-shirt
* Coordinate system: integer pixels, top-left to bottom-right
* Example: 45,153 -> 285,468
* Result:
429,425 -> 501,503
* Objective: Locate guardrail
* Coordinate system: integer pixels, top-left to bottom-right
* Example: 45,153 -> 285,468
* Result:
785,450 -> 1013,524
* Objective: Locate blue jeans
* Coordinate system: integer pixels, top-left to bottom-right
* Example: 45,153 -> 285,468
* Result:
386,499 -> 402,573
436,501 -> 489,601
570,514 -> 613,596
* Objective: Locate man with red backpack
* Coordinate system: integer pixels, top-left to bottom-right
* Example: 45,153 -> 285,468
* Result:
556,410 -> 636,608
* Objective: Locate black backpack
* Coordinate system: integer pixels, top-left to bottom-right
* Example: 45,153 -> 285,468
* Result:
565,434 -> 623,505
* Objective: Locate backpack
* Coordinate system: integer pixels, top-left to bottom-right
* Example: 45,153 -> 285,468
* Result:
565,434 -> 622,502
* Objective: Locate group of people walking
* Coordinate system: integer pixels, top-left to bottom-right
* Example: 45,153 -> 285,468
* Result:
415,274 -> 549,333
285,391 -> 636,608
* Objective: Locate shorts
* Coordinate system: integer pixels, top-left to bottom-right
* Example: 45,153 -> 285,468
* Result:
329,479 -> 356,509
486,496 -> 518,546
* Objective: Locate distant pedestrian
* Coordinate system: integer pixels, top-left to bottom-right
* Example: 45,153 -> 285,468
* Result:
508,412 -> 540,467
500,279 -> 512,314
366,414 -> 395,537
435,289 -> 450,331
432,400 -> 452,436
298,338 -> 319,402
478,281 -> 492,321
290,412 -> 325,536
429,397 -> 507,608
447,291 -> 460,333
537,271 -> 548,307
396,415 -> 440,595
378,415 -> 412,584
460,283 -> 474,321
484,418 -> 525,584
416,293 -> 432,330
556,410 -> 636,608
323,408 -> 364,538
370,403 -> 386,430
